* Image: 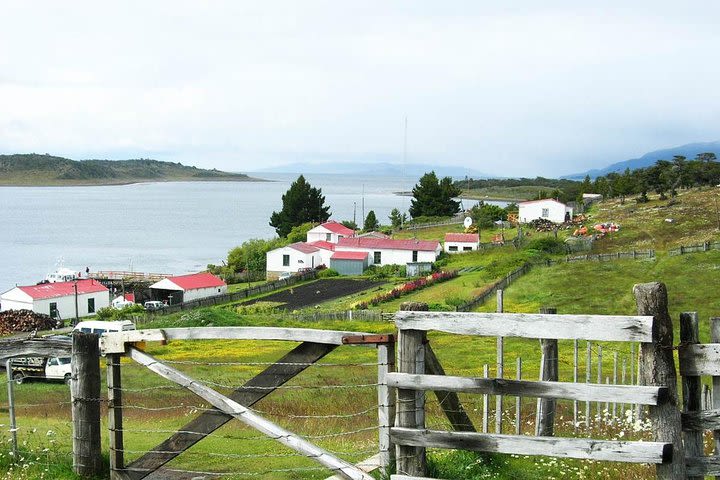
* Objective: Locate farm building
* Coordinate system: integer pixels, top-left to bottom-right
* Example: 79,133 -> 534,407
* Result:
0,279 -> 109,320
330,251 -> 369,275
266,242 -> 324,280
307,240 -> 335,266
306,221 -> 355,244
518,199 -> 573,224
149,272 -> 227,305
334,237 -> 441,267
444,233 -> 480,253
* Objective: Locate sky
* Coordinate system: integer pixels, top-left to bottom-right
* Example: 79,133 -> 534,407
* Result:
1,1 -> 719,177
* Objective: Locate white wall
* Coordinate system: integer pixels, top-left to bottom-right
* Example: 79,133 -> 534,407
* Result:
36,292 -> 110,319
306,228 -> 349,244
334,246 -> 439,266
266,246 -> 322,279
519,201 -> 573,224
444,241 -> 478,253
183,285 -> 228,302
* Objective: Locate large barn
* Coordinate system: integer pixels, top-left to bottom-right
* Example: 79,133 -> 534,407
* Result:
149,272 -> 227,305
0,279 -> 109,320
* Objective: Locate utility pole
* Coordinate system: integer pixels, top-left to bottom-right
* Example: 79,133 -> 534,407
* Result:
353,202 -> 356,226
73,280 -> 79,326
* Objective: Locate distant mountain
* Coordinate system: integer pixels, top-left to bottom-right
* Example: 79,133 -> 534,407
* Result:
564,141 -> 720,179
0,154 -> 261,186
258,161 -> 492,179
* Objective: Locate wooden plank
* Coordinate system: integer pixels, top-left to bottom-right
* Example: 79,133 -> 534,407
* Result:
712,317 -> 720,480
496,290 -> 504,435
682,408 -> 720,431
396,329 -> 427,477
679,344 -> 720,376
687,456 -> 720,476
71,333 -> 103,477
635,282 -> 686,479
537,308 -> 558,437
128,347 -> 374,480
394,311 -> 654,342
390,428 -> 672,464
680,312 -> 703,480
377,343 -> 396,477
385,373 -> 666,405
424,345 -> 476,432
0,337 -> 72,360
126,341 -> 337,479
102,327 -> 373,354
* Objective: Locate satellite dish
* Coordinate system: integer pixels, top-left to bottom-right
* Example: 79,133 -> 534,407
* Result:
463,217 -> 473,228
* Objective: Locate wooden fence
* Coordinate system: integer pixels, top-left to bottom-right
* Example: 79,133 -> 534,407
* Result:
455,262 -> 532,312
150,270 -> 317,315
669,241 -> 720,256
550,249 -> 656,264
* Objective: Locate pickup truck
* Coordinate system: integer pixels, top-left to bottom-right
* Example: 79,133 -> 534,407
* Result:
9,356 -> 72,385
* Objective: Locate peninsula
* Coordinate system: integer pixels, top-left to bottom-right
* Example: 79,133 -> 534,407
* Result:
0,154 -> 263,186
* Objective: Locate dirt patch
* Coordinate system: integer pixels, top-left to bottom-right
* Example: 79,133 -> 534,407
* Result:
241,279 -> 383,310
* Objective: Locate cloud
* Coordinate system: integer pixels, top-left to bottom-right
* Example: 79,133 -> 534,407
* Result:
1,1 -> 719,176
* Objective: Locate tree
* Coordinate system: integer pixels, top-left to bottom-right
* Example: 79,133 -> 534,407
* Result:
341,220 -> 358,230
363,210 -> 379,232
227,238 -> 285,277
388,208 -> 407,228
409,171 -> 461,218
269,175 -> 330,237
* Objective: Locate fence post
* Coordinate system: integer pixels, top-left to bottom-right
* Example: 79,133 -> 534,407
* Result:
536,307 -> 558,436
585,341 -> 591,428
496,289 -> 504,434
633,282 -> 686,479
680,312 -> 702,480
377,341 -> 396,477
5,360 -> 17,457
396,304 -> 427,476
107,353 -> 125,479
515,357 -> 522,435
72,332 -> 103,477
711,317 -> 720,478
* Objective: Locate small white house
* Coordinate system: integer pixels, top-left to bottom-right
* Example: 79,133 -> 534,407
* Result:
266,242 -> 324,280
335,237 -> 442,267
307,240 -> 335,267
0,279 -> 110,320
444,233 -> 480,253
518,199 -> 573,224
306,221 -> 355,244
149,272 -> 227,304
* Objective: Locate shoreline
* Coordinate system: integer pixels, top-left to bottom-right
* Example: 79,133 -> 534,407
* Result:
0,176 -> 272,187
394,191 -> 523,203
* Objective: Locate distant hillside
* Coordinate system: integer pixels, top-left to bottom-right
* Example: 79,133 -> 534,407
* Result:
258,161 -> 492,179
564,141 -> 720,179
0,154 -> 262,185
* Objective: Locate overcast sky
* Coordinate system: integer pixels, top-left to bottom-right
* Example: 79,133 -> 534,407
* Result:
1,1 -> 719,177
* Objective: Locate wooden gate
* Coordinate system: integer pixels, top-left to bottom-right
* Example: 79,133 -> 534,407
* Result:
100,327 -> 394,480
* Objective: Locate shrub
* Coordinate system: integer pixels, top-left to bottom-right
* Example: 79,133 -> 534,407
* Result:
317,268 -> 339,278
96,304 -> 146,320
354,270 -> 458,309
525,237 -> 567,255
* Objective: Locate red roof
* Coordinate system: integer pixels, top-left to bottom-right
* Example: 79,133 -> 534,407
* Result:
308,240 -> 335,251
331,251 -> 369,261
166,272 -> 226,290
445,233 -> 479,243
288,242 -> 320,254
319,221 -> 354,236
18,279 -> 108,300
337,237 -> 440,252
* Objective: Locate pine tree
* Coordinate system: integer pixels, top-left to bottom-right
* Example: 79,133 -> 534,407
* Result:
409,171 -> 460,218
363,210 -> 379,232
388,208 -> 407,228
269,175 -> 331,237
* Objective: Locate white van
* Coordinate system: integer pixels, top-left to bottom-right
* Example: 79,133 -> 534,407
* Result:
73,320 -> 136,335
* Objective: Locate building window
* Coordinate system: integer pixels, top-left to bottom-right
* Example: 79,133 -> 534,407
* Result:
282,254 -> 290,267
449,246 -> 458,252
373,251 -> 382,264
87,298 -> 95,314
326,233 -> 332,241
463,246 -> 473,251
49,302 -> 58,319
541,208 -> 549,218
412,250 -> 418,262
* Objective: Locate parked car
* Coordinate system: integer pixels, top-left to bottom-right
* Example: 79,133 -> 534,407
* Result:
10,356 -> 72,385
73,320 -> 136,335
144,300 -> 166,311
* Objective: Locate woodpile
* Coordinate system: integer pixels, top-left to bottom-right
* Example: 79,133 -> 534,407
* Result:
0,310 -> 58,335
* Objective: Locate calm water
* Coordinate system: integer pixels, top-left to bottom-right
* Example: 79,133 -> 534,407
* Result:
0,173 -> 503,293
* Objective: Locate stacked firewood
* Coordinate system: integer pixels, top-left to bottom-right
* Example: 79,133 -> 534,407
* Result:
0,310 -> 58,335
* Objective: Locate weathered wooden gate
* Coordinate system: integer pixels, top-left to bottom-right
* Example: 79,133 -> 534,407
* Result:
100,327 -> 395,480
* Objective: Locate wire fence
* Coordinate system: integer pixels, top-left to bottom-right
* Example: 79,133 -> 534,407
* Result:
668,241 -> 720,256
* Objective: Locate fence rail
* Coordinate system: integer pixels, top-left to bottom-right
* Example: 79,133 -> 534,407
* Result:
455,262 -> 532,312
669,241 -> 720,256
552,249 -> 656,264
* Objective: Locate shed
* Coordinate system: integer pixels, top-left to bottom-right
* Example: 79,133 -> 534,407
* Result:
149,272 -> 227,305
330,251 -> 369,276
0,279 -> 109,320
518,199 -> 573,224
406,262 -> 433,277
444,233 -> 480,253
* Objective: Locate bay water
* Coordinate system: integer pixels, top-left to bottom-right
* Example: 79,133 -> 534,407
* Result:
0,173 -> 504,293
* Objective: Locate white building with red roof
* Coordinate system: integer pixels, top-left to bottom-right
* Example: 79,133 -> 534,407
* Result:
518,199 -> 573,224
149,272 -> 227,304
444,233 -> 480,253
266,242 -> 324,280
335,237 -> 441,267
306,221 -> 355,244
0,279 -> 109,320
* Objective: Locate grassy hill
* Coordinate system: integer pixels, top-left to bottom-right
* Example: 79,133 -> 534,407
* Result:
0,153 -> 262,185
